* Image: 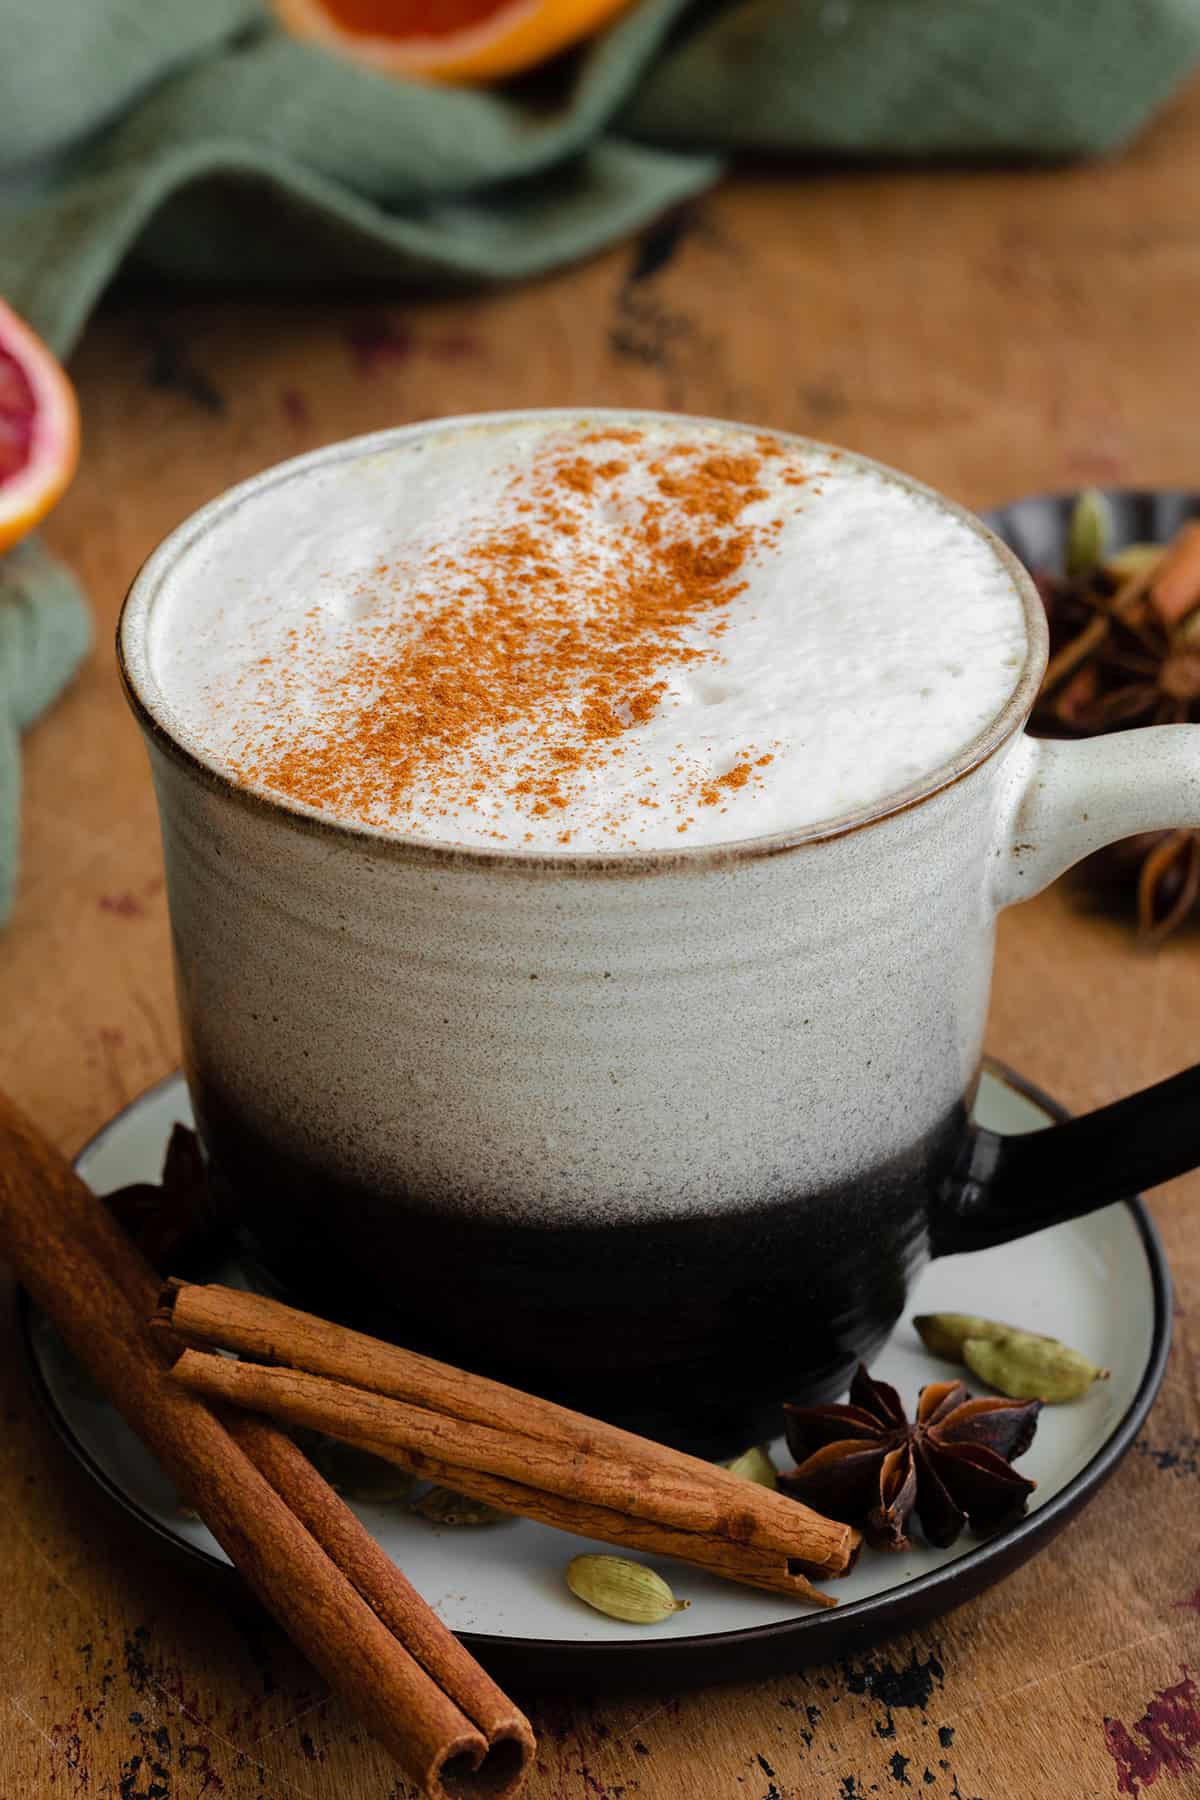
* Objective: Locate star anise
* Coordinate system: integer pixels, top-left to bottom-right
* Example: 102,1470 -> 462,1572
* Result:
779,1365 -> 1041,1552
1082,826 -> 1200,943
1028,502 -> 1200,940
104,1123 -> 231,1274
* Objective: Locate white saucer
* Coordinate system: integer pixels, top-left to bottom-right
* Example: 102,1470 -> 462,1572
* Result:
21,1063 -> 1170,1685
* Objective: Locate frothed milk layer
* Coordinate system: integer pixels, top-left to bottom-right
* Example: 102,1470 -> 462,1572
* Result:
142,416 -> 1028,850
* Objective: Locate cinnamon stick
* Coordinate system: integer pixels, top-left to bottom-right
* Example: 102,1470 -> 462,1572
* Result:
1150,520 -> 1200,627
159,1280 -> 858,1578
173,1353 -> 849,1598
0,1093 -> 532,1799
278,1419 -> 834,1606
227,1417 -> 533,1767
5,1119 -> 530,1773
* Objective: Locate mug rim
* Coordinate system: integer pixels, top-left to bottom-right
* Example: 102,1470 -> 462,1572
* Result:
117,407 -> 1049,874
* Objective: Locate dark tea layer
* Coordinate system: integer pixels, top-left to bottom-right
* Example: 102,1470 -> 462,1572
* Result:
192,1075 -> 965,1454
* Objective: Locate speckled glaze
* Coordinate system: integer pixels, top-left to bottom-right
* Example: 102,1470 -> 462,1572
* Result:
119,419 -> 1200,1440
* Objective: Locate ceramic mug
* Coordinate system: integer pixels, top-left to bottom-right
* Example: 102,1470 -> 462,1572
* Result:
119,413 -> 1200,1452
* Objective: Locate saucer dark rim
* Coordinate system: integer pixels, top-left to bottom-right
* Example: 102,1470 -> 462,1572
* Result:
18,1060 -> 1172,1689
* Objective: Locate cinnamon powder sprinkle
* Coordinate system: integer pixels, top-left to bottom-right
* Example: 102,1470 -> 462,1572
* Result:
233,428 -> 798,842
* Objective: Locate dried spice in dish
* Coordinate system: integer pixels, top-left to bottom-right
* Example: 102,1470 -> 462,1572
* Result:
1031,492 -> 1200,940
779,1365 -> 1041,1552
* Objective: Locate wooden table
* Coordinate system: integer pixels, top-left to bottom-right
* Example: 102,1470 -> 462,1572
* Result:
4,70 -> 1200,1800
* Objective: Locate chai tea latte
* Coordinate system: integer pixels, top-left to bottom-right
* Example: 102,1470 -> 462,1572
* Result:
121,414 -> 1054,1446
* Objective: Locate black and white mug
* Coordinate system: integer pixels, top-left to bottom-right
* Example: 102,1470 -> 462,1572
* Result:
118,414 -> 1200,1450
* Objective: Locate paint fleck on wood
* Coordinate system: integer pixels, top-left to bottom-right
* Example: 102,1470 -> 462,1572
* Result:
1104,1670 -> 1200,1796
142,325 -> 225,414
100,891 -> 146,918
844,1650 -> 946,1713
608,289 -> 696,376
281,387 -> 311,426
627,208 -> 701,287
344,315 -> 414,375
609,214 -> 701,382
1135,1436 -> 1200,1479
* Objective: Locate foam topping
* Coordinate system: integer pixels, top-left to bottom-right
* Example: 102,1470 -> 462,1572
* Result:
141,416 -> 1028,850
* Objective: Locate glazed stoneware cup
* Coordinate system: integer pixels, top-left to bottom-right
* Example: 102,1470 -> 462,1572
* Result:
119,413 -> 1200,1452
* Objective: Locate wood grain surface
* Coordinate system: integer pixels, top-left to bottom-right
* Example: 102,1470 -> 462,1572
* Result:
3,69 -> 1200,1800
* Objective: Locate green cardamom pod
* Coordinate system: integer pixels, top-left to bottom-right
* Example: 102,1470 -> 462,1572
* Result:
1065,489 -> 1113,576
963,1332 -> 1110,1404
412,1486 -> 511,1526
566,1555 -> 690,1624
913,1312 -> 1042,1362
725,1444 -> 778,1489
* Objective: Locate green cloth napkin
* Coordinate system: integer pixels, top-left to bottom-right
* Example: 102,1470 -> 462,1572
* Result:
0,537 -> 92,923
0,0 -> 1197,923
3,0 -> 1199,357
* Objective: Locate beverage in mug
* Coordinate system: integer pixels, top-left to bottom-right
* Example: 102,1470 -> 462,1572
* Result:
121,412 -> 1200,1450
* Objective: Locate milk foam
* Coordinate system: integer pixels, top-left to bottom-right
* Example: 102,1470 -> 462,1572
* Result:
142,415 -> 1029,851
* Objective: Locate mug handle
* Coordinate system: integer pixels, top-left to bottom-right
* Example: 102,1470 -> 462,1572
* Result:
931,725 -> 1200,1256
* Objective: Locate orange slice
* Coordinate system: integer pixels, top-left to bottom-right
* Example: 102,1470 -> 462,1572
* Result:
0,299 -> 80,555
273,0 -> 637,84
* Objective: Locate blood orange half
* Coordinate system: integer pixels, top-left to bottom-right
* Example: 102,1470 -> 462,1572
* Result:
273,0 -> 637,84
0,299 -> 80,555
